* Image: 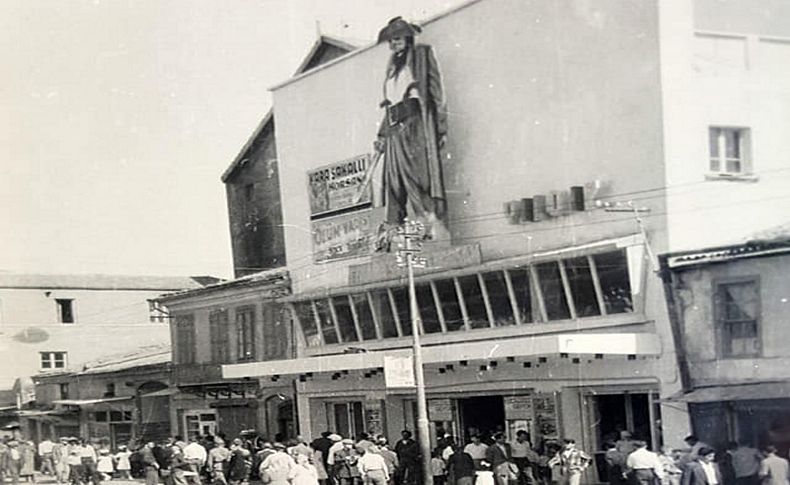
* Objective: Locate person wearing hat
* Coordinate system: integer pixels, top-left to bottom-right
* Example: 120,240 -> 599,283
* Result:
207,438 -> 231,485
114,445 -> 132,480
327,435 -> 345,467
372,16 -> 449,244
260,443 -> 295,485
53,437 -> 70,484
333,439 -> 361,485
395,431 -> 419,485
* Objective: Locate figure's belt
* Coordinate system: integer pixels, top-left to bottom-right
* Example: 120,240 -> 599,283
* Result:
387,98 -> 420,126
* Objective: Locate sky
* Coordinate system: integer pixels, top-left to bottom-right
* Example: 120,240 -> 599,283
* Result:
0,0 -> 465,279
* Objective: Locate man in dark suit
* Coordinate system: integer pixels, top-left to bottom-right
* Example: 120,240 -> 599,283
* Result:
681,447 -> 722,485
485,433 -> 512,485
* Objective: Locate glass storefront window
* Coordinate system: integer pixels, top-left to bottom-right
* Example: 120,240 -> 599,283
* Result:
457,275 -> 489,329
535,262 -> 571,320
369,290 -> 399,338
565,257 -> 601,318
417,284 -> 442,334
294,302 -> 320,347
593,250 -> 633,314
332,296 -> 358,343
390,287 -> 412,336
314,299 -> 339,344
507,268 -> 534,324
351,293 -> 377,340
434,278 -> 464,331
482,271 -> 515,326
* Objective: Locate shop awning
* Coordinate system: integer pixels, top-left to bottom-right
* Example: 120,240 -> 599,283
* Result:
222,332 -> 660,379
675,382 -> 790,403
52,396 -> 134,406
140,388 -> 178,398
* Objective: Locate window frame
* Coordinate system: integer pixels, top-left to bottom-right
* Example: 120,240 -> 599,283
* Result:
209,309 -> 231,364
55,299 -> 75,324
40,351 -> 67,371
174,314 -> 196,365
235,306 -> 257,362
708,126 -> 752,177
713,276 -> 762,359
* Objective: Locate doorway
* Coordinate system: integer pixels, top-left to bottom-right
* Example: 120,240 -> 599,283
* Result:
459,396 -> 505,443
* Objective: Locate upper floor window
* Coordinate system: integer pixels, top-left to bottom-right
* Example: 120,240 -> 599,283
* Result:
236,307 -> 256,362
174,314 -> 196,365
148,300 -> 170,323
40,352 -> 67,371
59,383 -> 69,399
56,299 -> 75,324
709,127 -> 752,176
104,383 -> 116,398
294,248 -> 636,347
209,309 -> 230,364
715,279 -> 761,358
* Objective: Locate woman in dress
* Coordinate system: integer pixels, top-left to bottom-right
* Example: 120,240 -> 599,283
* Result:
19,441 -> 36,482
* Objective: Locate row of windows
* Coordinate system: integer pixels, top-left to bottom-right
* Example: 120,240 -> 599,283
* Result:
294,249 -> 633,347
174,306 -> 258,365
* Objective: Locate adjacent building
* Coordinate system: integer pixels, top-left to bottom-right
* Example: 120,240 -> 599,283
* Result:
0,273 -> 216,407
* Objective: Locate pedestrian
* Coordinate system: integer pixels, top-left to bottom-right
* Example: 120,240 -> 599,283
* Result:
464,435 -> 489,471
484,433 -> 511,485
19,441 -> 36,483
358,446 -> 390,485
207,438 -> 231,485
510,431 -> 537,485
39,438 -> 56,476
375,438 -> 399,485
97,449 -> 115,481
680,447 -> 721,485
625,441 -> 662,485
226,439 -> 250,485
139,441 -> 161,485
114,446 -> 132,480
333,439 -> 361,485
658,447 -> 682,485
0,438 -> 11,484
395,431 -> 419,485
259,443 -> 295,485
357,434 -> 376,455
67,445 -> 84,485
604,442 -> 625,485
548,439 -> 591,485
8,441 -> 23,485
726,441 -> 761,485
54,437 -> 71,484
758,446 -> 789,485
475,462 -> 495,485
290,451 -> 319,485
448,445 -> 475,485
617,433 -> 638,460
183,437 -> 207,485
431,450 -> 447,485
680,438 -> 711,467
78,439 -> 99,485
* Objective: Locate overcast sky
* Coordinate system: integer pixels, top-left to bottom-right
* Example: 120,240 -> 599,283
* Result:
0,0 -> 464,279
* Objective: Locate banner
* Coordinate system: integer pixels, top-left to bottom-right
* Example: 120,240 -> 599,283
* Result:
308,154 -> 372,217
384,355 -> 415,388
312,209 -> 376,263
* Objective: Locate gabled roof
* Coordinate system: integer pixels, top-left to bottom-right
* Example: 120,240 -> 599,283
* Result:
0,273 -> 220,291
157,267 -> 289,303
221,35 -> 357,183
37,344 -> 171,381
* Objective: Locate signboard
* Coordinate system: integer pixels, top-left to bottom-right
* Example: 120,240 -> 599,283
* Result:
533,393 -> 560,439
504,395 -> 533,420
428,399 -> 454,421
365,401 -> 384,435
312,209 -> 376,263
308,154 -> 372,217
384,355 -> 415,388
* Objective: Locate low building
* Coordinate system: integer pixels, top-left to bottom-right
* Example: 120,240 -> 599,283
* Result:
661,226 -> 790,454
23,344 -> 172,448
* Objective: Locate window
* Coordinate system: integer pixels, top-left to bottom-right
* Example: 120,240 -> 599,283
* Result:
56,299 -> 75,324
148,300 -> 169,323
332,296 -> 358,343
390,287 -> 412,336
535,262 -> 571,320
95,411 -> 109,422
40,352 -> 67,370
293,303 -> 320,347
709,127 -> 751,175
457,275 -> 489,328
350,294 -> 377,340
507,268 -> 535,324
434,279 -> 464,331
104,383 -> 116,398
236,306 -> 256,362
174,314 -> 196,364
715,280 -> 761,358
565,257 -> 601,318
209,309 -> 230,363
59,383 -> 69,399
314,300 -> 339,344
482,271 -> 516,326
416,284 -> 442,334
370,290 -> 399,338
330,402 -> 364,439
593,250 -> 633,314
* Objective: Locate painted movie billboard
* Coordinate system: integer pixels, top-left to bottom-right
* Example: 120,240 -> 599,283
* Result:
308,154 -> 372,217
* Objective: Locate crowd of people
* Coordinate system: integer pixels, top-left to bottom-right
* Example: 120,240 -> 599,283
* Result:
5,431 -> 790,485
603,432 -> 790,485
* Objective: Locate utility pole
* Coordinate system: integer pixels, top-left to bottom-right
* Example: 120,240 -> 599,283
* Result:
396,220 -> 433,485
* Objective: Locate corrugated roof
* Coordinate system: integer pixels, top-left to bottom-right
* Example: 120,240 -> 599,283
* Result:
76,344 -> 171,375
0,273 -> 221,291
158,268 -> 289,303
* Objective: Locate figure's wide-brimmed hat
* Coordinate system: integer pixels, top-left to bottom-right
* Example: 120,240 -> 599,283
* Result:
377,17 -> 422,43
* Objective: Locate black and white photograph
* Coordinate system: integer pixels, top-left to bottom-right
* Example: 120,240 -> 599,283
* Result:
2,2 -> 790,485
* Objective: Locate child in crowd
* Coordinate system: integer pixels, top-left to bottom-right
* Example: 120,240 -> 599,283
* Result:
475,462 -> 495,485
67,448 -> 84,485
113,446 -> 132,479
96,449 -> 114,481
431,450 -> 447,485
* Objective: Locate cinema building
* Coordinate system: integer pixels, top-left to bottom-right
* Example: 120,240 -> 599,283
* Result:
216,0 -> 790,476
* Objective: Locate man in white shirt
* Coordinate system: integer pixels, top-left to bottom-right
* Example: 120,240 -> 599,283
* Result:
358,446 -> 390,485
681,447 -> 721,485
326,434 -> 344,466
626,441 -> 663,485
183,436 -> 208,485
38,438 -> 55,476
463,435 -> 489,469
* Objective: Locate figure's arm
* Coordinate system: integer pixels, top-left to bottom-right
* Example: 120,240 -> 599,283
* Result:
425,46 -> 448,144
